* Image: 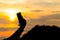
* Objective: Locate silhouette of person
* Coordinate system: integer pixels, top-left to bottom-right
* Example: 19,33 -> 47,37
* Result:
4,12 -> 60,40
4,12 -> 26,40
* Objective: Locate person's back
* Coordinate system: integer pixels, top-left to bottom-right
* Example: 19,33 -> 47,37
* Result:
19,25 -> 60,40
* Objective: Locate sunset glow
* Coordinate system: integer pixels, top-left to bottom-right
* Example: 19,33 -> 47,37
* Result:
0,0 -> 60,40
4,8 -> 20,21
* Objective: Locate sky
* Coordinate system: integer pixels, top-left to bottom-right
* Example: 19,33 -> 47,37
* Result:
0,0 -> 60,40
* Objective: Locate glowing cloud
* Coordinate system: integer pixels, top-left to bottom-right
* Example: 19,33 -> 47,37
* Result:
0,0 -> 27,4
1,8 -> 20,21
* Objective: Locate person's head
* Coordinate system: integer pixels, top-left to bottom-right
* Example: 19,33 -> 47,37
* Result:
17,12 -> 21,16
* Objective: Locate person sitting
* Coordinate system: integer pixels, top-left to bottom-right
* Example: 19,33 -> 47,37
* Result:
4,12 -> 60,40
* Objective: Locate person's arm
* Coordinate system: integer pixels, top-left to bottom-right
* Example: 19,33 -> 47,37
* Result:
4,12 -> 26,40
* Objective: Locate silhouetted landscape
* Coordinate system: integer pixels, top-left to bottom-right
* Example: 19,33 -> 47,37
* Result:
4,12 -> 60,40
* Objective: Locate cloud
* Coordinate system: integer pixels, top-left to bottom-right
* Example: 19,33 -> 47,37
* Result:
26,0 -> 60,9
40,14 -> 60,21
27,0 -> 60,5
27,14 -> 60,27
0,37 -> 5,40
0,18 -> 9,24
0,0 -> 27,4
0,28 -> 17,40
31,10 -> 43,12
0,28 -> 17,32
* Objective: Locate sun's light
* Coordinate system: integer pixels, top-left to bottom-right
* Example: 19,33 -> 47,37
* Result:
7,10 -> 16,21
3,8 -> 20,21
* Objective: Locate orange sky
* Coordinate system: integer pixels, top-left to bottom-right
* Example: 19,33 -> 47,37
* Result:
0,0 -> 60,40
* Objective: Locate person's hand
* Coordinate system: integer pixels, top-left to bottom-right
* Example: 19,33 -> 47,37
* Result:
17,12 -> 26,27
